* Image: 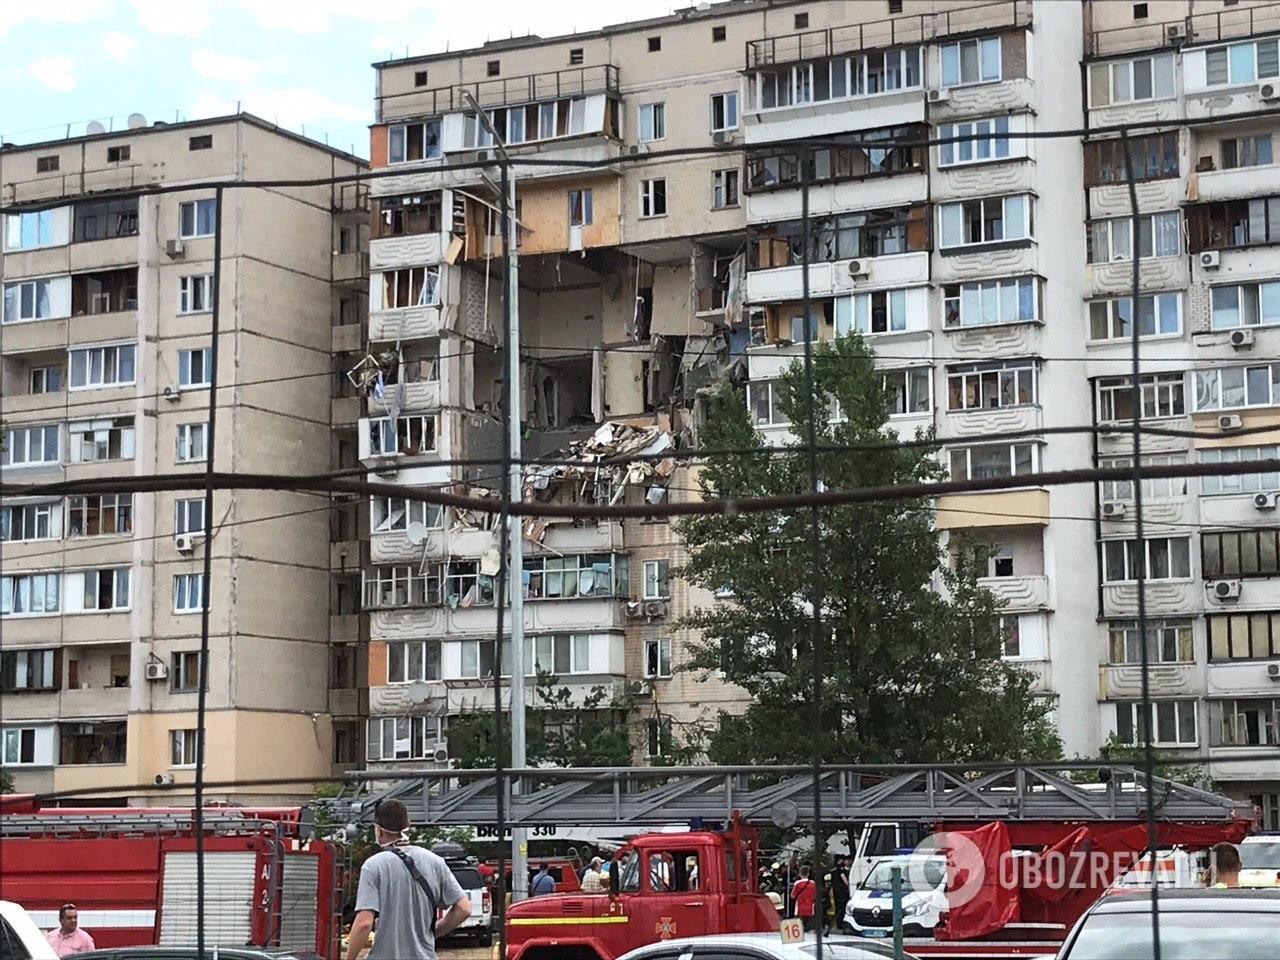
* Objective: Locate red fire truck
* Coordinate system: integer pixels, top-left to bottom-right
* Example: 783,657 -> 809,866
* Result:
0,798 -> 343,958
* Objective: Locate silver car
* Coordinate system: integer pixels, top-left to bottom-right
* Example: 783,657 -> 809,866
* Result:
620,932 -> 917,960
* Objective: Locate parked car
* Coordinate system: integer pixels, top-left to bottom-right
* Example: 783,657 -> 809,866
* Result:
0,901 -> 57,960
1240,833 -> 1280,888
620,932 -> 914,959
1056,888 -> 1280,959
843,855 -> 948,938
441,860 -> 493,946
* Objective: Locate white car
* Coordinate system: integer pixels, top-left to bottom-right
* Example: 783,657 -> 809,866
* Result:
0,900 -> 58,960
1241,834 -> 1280,888
442,861 -> 492,946
843,855 -> 947,939
620,932 -> 914,959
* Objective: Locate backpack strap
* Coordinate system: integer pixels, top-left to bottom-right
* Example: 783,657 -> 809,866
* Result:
388,847 -> 439,933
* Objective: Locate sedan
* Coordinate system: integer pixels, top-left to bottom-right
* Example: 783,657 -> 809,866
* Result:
620,932 -> 916,960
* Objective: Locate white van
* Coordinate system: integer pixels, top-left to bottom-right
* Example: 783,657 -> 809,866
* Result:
842,854 -> 947,939
0,901 -> 58,960
1241,834 -> 1280,888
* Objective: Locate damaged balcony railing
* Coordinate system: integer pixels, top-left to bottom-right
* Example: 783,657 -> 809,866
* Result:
378,64 -> 620,120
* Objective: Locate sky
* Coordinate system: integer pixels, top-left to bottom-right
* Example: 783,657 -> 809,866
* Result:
3,0 -> 679,158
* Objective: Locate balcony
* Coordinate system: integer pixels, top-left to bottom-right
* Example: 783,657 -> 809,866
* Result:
378,64 -> 620,122
980,574 -> 1050,612
368,378 -> 442,416
1099,663 -> 1203,700
1193,165 -> 1280,204
370,233 -> 452,271
1089,5 -> 1280,58
369,303 -> 448,342
333,250 -> 368,284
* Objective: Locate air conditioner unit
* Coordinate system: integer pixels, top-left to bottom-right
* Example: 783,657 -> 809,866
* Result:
626,600 -> 644,618
162,385 -> 182,403
1101,501 -> 1127,519
1260,81 -> 1280,101
1212,579 -> 1242,601
633,678 -> 654,697
712,130 -> 733,146
1254,492 -> 1278,510
166,239 -> 186,258
1219,413 -> 1244,432
174,533 -> 199,553
847,259 -> 869,278
1230,328 -> 1255,349
1166,23 -> 1187,41
144,661 -> 169,681
155,773 -> 175,785
1199,250 -> 1221,270
927,88 -> 949,103
643,599 -> 668,618
627,144 -> 644,156
474,148 -> 496,163
1267,662 -> 1280,680
431,744 -> 450,764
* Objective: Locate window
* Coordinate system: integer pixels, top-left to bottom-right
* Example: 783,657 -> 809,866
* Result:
527,634 -> 593,676
843,288 -> 910,334
178,275 -> 214,314
1211,282 -> 1280,329
70,418 -> 135,463
712,25 -> 726,42
647,717 -> 673,758
464,98 -> 587,148
174,573 -> 205,612
1,502 -> 60,542
1115,700 -> 1198,746
999,615 -> 1022,658
3,277 -> 61,323
1202,528 -> 1280,578
751,49 -> 923,109
486,59 -> 500,76
1108,619 -> 1194,665
368,414 -> 437,456
29,366 -> 61,394
459,638 -> 508,678
363,565 -> 441,609
0,650 -> 57,692
639,103 -> 666,142
414,69 -> 428,86
37,155 -> 59,172
366,716 -> 445,761
938,116 -> 1014,167
1098,454 -> 1188,502
175,498 -> 205,537
378,266 -> 440,309
949,443 -> 1037,481
59,720 -> 126,764
645,638 -> 673,679
375,194 -> 444,238
170,729 -> 202,766
889,0 -> 903,11
648,36 -> 661,52
1209,611 -> 1280,660
1096,373 -> 1185,421
386,640 -> 442,682
388,119 -> 443,163
946,360 -> 1038,411
884,368 -> 931,415
747,380 -> 788,426
2,727 -> 39,765
711,92 -> 738,132
80,568 -> 130,611
569,189 -> 593,227
2,424 -> 60,467
712,169 -> 739,209
179,199 -> 216,238
66,494 -> 130,538
943,277 -> 1037,327
1101,537 -> 1192,583
1,573 -> 60,615
1089,292 -> 1181,340
69,343 -> 135,389
176,423 -> 208,463
794,13 -> 809,29
106,145 -> 130,162
568,48 -> 584,65
640,179 -> 667,218
179,347 -> 212,387
1222,135 -> 1273,169
1194,362 -> 1280,412
1217,698 -> 1280,747
1089,53 -> 1175,106
643,560 -> 670,599
5,208 -> 64,250
1085,133 -> 1178,185
940,36 -> 1001,87
73,268 -> 138,316
525,554 -> 629,600
1204,39 -> 1279,87
750,205 -> 927,264
188,134 -> 213,150
939,195 -> 1031,248
74,197 -> 138,241
1133,3 -> 1149,19
1201,445 -> 1280,495
1188,197 -> 1280,252
371,497 -> 443,533
171,651 -> 203,692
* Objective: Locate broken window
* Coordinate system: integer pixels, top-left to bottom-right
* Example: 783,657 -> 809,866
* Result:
388,119 -> 443,163
368,414 -> 437,456
179,347 -> 212,387
3,277 -> 59,323
380,266 -> 440,309
371,496 -> 443,532
69,417 -> 135,463
1187,198 -> 1280,252
946,360 -> 1037,411
170,729 -> 202,766
374,194 -> 443,238
640,178 -> 667,218
525,554 -> 628,600
189,134 -> 213,150
0,649 -> 57,692
106,144 -> 130,163
643,560 -> 670,599
171,651 -> 203,692
74,197 -> 139,242
59,720 -> 127,764
1085,133 -> 1178,185
72,268 -> 138,315
68,494 -> 132,537
883,368 -> 931,416
37,155 -> 59,173
364,565 -> 441,609
81,567 -> 130,610
446,562 -> 496,608
569,189 -> 594,226
712,169 -> 739,209
644,638 -> 673,678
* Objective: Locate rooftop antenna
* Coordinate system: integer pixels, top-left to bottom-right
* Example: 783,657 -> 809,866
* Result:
126,113 -> 146,129
86,120 -> 107,135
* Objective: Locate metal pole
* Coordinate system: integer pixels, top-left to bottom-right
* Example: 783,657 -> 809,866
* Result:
890,866 -> 904,960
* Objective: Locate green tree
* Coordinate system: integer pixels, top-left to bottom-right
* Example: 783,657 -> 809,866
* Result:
0,768 -> 13,794
680,334 -> 1059,766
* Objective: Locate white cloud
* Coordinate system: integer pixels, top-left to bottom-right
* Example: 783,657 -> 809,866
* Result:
193,87 -> 369,128
102,31 -> 138,64
28,56 -> 77,92
0,0 -> 110,38
132,0 -> 211,37
191,49 -> 288,82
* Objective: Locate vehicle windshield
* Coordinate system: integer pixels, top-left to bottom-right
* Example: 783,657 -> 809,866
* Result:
1064,911 -> 1280,959
450,866 -> 483,889
861,859 -> 945,892
1241,842 -> 1280,869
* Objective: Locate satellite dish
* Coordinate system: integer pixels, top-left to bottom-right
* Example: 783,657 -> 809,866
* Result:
127,113 -> 147,129
86,120 -> 106,136
405,521 -> 429,545
406,681 -> 431,705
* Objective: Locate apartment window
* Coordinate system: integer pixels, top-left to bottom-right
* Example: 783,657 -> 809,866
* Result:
747,380 -> 788,426
565,47 -> 584,65
640,179 -> 667,218
1088,211 -> 1181,262
1097,373 -> 1186,421
70,418 -> 135,463
712,25 -> 726,42
1098,454 -> 1188,502
1204,39 -> 1279,87
844,288 -> 910,334
363,565 -> 441,609
1102,537 -> 1192,583
1108,619 -> 1193,665
947,360 -> 1037,411
74,269 -> 138,317
569,189 -> 593,227
368,414 -> 437,456
177,275 -> 213,314
645,638 -> 673,679
527,634 -> 592,676
1189,197 -> 1280,252
179,347 -> 212,387
1222,135 -> 1273,169
711,92 -> 738,132
106,145 -> 130,163
2,424 -> 59,467
889,0 -> 903,11
712,169 -> 739,209
949,443 -> 1037,481
176,423 -> 208,463
525,554 -> 629,600
29,366 -> 61,394
68,494 -> 132,537
175,498 -> 206,537
379,266 -> 439,309
1133,3 -> 1149,19
639,103 -> 666,142
371,497 -> 443,534
460,638 -> 509,678
940,36 -> 1001,87
486,59 -> 500,76
939,195 -> 1031,248
1085,133 -> 1178,185
1212,281 -> 1280,330
1089,53 -> 1175,106
388,119 -> 443,163
1115,700 -> 1198,747
1194,362 -> 1280,412
943,277 -> 1036,327
1218,698 -> 1280,747
1089,292 -> 1181,340
69,343 -> 135,389
59,720 -> 127,765
386,639 -> 442,682
648,36 -> 661,52
794,12 -> 809,29
1201,446 -> 1280,495
413,69 -> 428,86
1203,528 -> 1280,578
170,729 -> 202,767
79,568 -> 130,611
1209,611 -> 1280,660
647,717 -> 673,758
37,155 -> 59,173
75,197 -> 138,241
938,116 -> 1013,166
1,728 -> 38,765
884,368 -> 931,416
5,209 -> 62,250
0,650 -> 57,692
366,716 -> 444,761
3,278 -> 59,322
643,560 -> 670,600
189,134 -> 213,150
174,573 -> 205,613
0,502 -> 60,542
171,651 -> 203,692
179,198 -> 216,238
1,573 -> 60,616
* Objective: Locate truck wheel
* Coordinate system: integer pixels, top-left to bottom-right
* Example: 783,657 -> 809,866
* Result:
478,929 -> 493,947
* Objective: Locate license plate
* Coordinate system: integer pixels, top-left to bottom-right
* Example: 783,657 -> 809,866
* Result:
862,929 -> 889,938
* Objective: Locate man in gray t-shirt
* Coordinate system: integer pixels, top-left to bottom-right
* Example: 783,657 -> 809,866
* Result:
345,799 -> 471,960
